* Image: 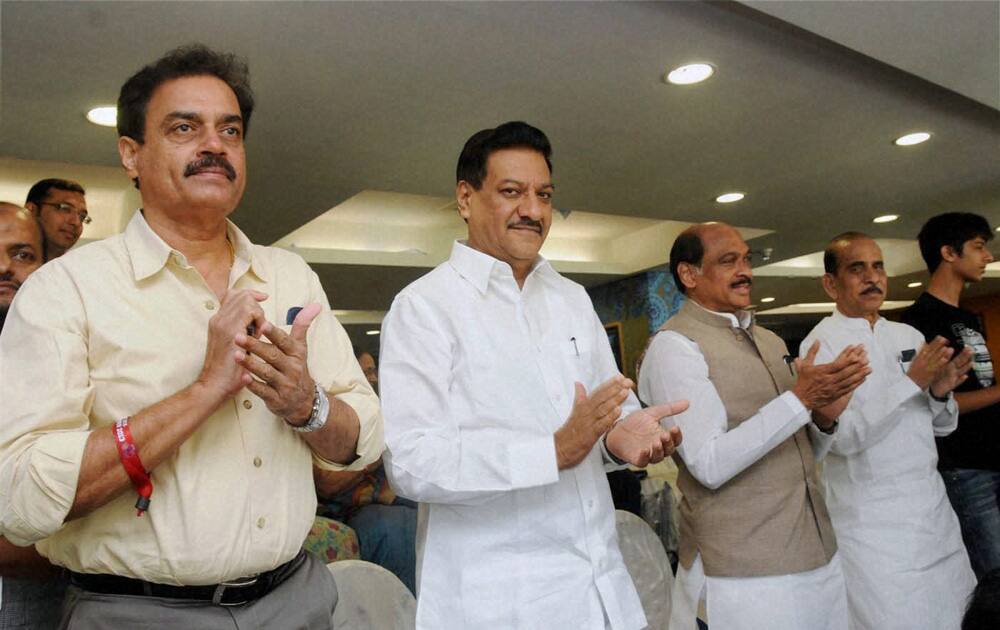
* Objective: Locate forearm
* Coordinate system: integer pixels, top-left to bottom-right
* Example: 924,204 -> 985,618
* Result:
67,382 -> 225,520
0,536 -> 58,580
303,397 -> 361,465
954,385 -> 1000,414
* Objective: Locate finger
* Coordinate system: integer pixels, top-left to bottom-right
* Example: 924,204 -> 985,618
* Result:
669,425 -> 683,449
803,341 -> 820,366
245,377 -> 280,407
237,335 -> 291,373
240,351 -> 283,385
588,375 -> 630,407
645,399 -> 690,420
291,303 -> 323,344
572,382 -> 588,408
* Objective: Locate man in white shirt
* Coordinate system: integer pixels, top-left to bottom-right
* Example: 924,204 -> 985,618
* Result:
801,232 -> 976,630
380,121 -> 688,630
638,222 -> 870,630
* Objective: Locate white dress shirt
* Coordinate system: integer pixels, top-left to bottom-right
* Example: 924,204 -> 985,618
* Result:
637,303 -> 847,630
380,241 -> 645,630
801,310 -> 975,630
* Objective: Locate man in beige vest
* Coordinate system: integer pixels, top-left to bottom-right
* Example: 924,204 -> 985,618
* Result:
638,222 -> 870,630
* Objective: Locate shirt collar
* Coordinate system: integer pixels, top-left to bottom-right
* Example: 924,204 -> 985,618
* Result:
831,306 -> 882,331
447,240 -> 551,295
688,298 -> 754,330
123,210 -> 269,283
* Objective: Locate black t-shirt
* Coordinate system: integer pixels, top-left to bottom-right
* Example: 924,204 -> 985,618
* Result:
901,292 -> 1000,471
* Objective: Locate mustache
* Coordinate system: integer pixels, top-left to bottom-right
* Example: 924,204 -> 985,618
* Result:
861,285 -> 884,295
507,218 -> 543,233
730,276 -> 752,289
184,155 -> 236,181
0,273 -> 19,289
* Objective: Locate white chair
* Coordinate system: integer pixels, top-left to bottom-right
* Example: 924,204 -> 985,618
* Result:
616,509 -> 674,629
327,560 -> 417,630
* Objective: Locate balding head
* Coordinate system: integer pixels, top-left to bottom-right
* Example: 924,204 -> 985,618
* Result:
0,203 -> 45,324
670,222 -> 753,312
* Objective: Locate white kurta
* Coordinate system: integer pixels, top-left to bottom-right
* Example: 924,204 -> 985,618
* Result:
637,304 -> 848,630
380,241 -> 645,630
801,310 -> 976,630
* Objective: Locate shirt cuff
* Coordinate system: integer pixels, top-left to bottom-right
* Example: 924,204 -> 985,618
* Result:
777,390 -> 807,417
509,436 -> 560,488
312,391 -> 384,473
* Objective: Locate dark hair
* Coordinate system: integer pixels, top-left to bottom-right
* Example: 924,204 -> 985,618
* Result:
823,231 -> 871,274
669,230 -> 705,295
918,212 -> 993,273
25,179 -> 86,206
963,568 -> 1000,630
117,44 -> 254,144
456,121 -> 552,189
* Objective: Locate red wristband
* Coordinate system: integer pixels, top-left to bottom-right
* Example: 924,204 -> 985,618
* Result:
112,417 -> 153,517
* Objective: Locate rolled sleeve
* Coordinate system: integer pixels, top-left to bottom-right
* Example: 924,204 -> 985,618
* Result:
303,274 -> 384,472
0,267 -> 93,544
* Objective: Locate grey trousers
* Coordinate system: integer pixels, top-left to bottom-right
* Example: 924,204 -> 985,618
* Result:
0,575 -> 68,630
59,552 -> 337,630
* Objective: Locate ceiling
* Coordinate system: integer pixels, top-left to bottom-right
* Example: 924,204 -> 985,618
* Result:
1,1 -> 998,351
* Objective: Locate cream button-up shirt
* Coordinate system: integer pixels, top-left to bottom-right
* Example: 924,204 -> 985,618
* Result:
0,211 -> 382,585
381,241 -> 645,630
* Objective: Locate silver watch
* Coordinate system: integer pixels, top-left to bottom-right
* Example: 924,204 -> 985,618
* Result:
290,383 -> 329,433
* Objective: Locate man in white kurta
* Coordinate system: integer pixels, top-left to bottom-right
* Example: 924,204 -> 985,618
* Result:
801,233 -> 976,630
380,122 -> 686,630
638,222 -> 870,630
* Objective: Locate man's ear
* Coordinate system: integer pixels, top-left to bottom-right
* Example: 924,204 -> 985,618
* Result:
940,244 -> 960,264
24,201 -> 39,217
118,136 -> 141,183
678,262 -> 699,293
456,181 -> 473,222
821,273 -> 839,301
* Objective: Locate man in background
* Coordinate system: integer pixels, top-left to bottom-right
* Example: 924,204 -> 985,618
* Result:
903,212 -> 1000,579
803,231 -> 975,629
24,179 -> 88,259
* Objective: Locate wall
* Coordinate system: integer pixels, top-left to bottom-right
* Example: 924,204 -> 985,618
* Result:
587,266 -> 685,380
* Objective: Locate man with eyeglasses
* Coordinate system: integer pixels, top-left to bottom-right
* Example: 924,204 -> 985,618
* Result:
24,178 -> 88,260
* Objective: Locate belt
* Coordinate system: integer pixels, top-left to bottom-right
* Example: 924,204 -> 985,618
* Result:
69,549 -> 306,606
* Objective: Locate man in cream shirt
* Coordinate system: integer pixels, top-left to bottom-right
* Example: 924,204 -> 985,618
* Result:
801,232 -> 975,629
380,121 -> 687,630
638,222 -> 869,630
0,45 -> 381,628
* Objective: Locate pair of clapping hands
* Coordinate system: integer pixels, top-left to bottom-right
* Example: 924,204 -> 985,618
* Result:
199,289 -> 321,425
554,376 -> 688,470
797,336 -> 972,427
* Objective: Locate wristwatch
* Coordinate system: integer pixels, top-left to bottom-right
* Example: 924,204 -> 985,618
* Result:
289,383 -> 329,433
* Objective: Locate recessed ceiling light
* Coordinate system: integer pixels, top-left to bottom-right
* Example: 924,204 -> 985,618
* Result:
760,297 -> 775,303
907,282 -> 923,288
366,329 -> 380,336
873,214 -> 899,224
86,106 -> 117,127
894,132 -> 931,146
665,63 -> 715,85
715,192 -> 745,204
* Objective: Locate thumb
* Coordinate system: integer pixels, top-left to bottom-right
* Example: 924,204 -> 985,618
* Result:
572,382 -> 588,408
646,399 -> 689,420
291,303 -> 323,342
804,340 -> 820,366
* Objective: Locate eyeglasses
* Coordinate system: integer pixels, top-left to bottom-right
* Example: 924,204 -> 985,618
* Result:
38,202 -> 91,225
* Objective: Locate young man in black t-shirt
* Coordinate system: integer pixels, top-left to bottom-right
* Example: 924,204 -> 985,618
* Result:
902,212 -> 1000,579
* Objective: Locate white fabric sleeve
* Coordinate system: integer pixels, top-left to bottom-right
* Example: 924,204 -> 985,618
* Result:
380,292 -> 560,506
637,331 -> 810,490
800,331 -> 922,457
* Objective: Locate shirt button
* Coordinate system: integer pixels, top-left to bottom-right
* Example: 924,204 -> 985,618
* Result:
256,517 -> 266,529
587,500 -> 595,510
243,399 -> 253,410
253,456 -> 262,468
204,300 -> 216,311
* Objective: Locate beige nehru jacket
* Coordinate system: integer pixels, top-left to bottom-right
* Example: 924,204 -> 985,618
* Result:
662,301 -> 836,577
0,211 -> 383,585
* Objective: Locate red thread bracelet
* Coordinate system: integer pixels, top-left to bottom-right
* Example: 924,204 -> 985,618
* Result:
112,417 -> 153,517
